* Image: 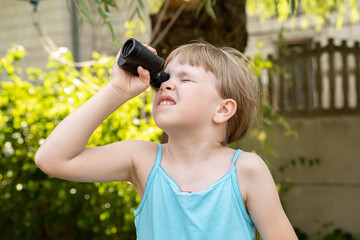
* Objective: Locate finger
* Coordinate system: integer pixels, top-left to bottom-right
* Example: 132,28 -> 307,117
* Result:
143,44 -> 157,55
148,46 -> 157,55
115,49 -> 122,61
137,66 -> 150,84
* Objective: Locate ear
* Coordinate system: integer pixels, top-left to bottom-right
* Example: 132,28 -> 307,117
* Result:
213,99 -> 237,124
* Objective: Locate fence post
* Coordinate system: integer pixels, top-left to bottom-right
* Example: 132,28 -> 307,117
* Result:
279,59 -> 285,113
328,39 -> 336,111
341,40 -> 349,111
266,38 -> 359,116
268,55 -> 274,107
355,41 -> 360,113
303,44 -> 310,113
315,42 -> 323,111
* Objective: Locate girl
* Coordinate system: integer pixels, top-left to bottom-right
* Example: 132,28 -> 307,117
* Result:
35,40 -> 298,240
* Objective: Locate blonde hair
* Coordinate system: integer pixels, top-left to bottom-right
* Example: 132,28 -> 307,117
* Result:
165,41 -> 260,145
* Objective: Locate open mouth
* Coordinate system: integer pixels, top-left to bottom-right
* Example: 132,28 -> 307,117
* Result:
157,95 -> 176,106
159,100 -> 175,106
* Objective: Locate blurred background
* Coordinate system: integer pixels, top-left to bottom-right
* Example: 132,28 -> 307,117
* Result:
0,0 -> 359,239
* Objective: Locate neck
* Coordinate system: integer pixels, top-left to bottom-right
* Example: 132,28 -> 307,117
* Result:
160,121 -> 228,163
163,133 -> 224,165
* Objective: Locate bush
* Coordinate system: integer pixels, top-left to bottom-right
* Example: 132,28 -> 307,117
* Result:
0,45 -> 161,239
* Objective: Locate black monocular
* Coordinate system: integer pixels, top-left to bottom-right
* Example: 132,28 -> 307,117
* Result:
118,38 -> 170,88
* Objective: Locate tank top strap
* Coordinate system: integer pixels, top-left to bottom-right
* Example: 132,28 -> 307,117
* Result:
145,142 -> 162,186
230,149 -> 253,226
231,149 -> 243,166
154,142 -> 163,167
134,142 -> 163,217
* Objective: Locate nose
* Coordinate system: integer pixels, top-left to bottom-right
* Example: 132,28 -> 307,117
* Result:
160,78 -> 175,91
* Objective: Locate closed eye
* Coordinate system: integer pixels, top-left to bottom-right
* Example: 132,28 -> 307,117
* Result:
181,79 -> 191,82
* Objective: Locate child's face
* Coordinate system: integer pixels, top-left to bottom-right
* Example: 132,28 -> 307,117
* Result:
153,57 -> 224,132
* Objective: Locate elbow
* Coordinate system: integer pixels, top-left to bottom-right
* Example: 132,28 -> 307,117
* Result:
34,146 -> 72,179
34,147 -> 52,175
34,148 -> 46,171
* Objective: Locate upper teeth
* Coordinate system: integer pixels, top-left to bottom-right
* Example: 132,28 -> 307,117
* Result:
160,101 -> 174,105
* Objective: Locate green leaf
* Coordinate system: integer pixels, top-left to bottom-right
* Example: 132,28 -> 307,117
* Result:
129,0 -> 136,10
97,7 -> 108,21
299,156 -> 305,165
78,18 -> 83,32
78,0 -> 91,15
137,0 -> 145,10
130,8 -> 143,21
291,159 -> 296,166
102,0 -> 117,8
107,22 -> 116,42
264,140 -> 278,157
80,9 -> 94,25
103,11 -> 122,22
205,0 -> 216,20
195,1 -> 206,18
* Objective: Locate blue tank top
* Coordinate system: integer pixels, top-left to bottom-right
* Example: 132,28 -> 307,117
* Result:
134,143 -> 255,240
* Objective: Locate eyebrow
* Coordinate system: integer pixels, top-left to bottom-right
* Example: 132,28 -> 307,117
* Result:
176,71 -> 194,78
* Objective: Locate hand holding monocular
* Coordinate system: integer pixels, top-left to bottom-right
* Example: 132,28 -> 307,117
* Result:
118,38 -> 170,88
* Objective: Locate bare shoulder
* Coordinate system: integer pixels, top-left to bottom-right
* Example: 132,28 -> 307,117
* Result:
133,140 -> 159,164
235,151 -> 270,178
234,151 -> 273,203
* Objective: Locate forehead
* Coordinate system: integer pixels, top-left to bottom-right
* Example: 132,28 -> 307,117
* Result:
164,43 -> 221,78
165,57 -> 217,82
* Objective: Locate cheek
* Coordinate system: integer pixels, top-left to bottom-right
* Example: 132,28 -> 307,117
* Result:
190,87 -> 221,106
185,93 -> 219,120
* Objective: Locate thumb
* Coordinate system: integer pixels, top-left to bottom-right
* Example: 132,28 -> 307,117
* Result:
138,66 -> 150,84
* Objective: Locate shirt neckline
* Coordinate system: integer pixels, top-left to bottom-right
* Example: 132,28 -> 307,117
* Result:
156,146 -> 243,194
158,164 -> 233,194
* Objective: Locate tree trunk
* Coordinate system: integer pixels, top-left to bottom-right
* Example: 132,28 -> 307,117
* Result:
150,0 -> 248,58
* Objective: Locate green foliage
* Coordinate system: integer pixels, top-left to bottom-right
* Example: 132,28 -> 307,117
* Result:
195,0 -> 217,20
323,229 -> 358,240
278,156 -> 321,173
294,221 -> 360,240
70,0 -> 122,45
309,220 -> 360,240
70,0 -> 150,44
295,227 -> 309,240
247,0 -> 359,30
276,156 -> 321,206
242,43 -> 297,158
71,0 -> 359,45
71,0 -> 218,41
0,45 -> 161,239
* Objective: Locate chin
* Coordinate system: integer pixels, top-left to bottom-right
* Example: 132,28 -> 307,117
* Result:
154,118 -> 181,133
153,113 -> 177,128
154,121 -> 172,133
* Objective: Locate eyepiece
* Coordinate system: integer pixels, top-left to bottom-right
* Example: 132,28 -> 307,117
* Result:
150,72 -> 170,88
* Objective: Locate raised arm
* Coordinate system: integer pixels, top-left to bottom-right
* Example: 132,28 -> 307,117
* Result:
35,49 -> 152,184
236,153 -> 298,240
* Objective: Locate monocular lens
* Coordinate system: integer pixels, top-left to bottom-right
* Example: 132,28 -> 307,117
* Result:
122,40 -> 135,57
